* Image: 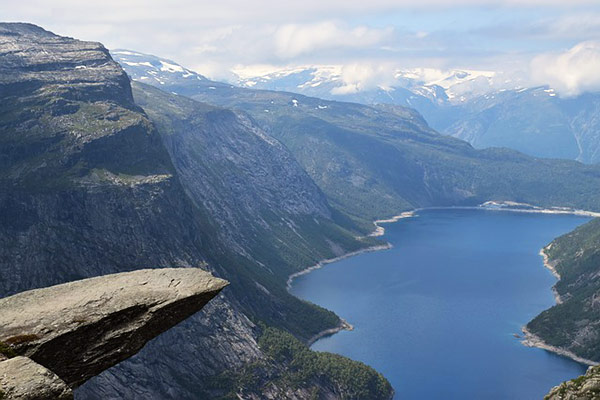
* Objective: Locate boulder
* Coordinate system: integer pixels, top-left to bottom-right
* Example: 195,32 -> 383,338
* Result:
0,357 -> 72,400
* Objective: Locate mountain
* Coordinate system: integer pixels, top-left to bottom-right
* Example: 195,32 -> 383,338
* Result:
111,49 -> 229,91
525,217 -> 600,399
440,88 -> 600,163
229,65 -> 499,132
114,51 -> 600,227
224,63 -> 600,164
0,23 -> 392,399
234,65 -> 499,105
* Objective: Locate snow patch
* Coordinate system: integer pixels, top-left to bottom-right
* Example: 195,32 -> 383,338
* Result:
122,61 -> 154,68
112,50 -> 142,56
159,61 -> 185,73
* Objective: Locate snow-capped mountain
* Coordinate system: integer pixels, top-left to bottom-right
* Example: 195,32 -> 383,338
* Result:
234,65 -> 513,105
111,49 -> 209,86
111,50 -> 600,164
233,64 -> 600,163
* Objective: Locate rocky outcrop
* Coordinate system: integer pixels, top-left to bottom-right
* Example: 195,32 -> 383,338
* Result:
0,357 -> 73,400
0,268 -> 227,397
545,366 -> 600,400
0,23 -> 131,105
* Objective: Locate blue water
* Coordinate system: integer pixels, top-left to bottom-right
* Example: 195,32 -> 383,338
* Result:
290,209 -> 591,399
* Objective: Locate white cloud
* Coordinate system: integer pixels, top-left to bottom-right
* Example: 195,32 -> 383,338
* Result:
274,22 -> 393,58
530,41 -> 600,96
332,63 -> 398,94
2,0 -> 600,95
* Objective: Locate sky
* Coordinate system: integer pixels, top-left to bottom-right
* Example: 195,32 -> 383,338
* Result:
3,0 -> 600,95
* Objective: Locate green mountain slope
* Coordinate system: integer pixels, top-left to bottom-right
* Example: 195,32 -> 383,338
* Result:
527,218 -> 600,362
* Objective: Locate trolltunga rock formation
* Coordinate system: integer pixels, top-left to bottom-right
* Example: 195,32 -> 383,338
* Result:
0,268 -> 228,398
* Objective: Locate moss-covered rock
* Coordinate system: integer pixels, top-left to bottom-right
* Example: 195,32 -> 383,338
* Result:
546,366 -> 600,400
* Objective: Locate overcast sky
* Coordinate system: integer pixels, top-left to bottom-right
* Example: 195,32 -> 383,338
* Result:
3,0 -> 600,95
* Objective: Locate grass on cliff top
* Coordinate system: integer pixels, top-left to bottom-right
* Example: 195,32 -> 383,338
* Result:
0,341 -> 17,358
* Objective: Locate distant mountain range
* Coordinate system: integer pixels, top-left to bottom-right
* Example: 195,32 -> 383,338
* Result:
233,64 -> 502,103
225,64 -> 600,164
112,49 -> 600,223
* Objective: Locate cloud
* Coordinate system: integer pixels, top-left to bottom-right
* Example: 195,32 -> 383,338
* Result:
530,41 -> 600,96
2,0 -> 600,94
274,22 -> 393,58
332,63 -> 398,94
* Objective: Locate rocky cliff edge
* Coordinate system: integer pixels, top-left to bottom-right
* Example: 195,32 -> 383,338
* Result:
0,268 -> 228,399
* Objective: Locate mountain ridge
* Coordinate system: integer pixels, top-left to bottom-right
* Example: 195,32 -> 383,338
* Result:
173,59 -> 600,164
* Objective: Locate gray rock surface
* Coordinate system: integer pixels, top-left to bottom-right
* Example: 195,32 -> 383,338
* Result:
0,357 -> 73,400
0,268 -> 227,388
546,366 -> 600,400
0,23 -> 131,103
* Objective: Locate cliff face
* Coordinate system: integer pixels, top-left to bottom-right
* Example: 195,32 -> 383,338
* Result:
0,23 -> 389,399
0,24 -> 252,399
0,22 -> 201,295
0,269 -> 227,398
132,81 -> 333,253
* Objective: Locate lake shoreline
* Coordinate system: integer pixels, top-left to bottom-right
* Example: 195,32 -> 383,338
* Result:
519,247 -> 600,367
286,243 -> 393,291
288,201 -> 599,347
521,327 -> 598,366
307,318 -> 354,346
539,246 -> 563,304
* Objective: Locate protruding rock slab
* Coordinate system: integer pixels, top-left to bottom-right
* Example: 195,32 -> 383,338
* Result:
0,268 -> 228,388
0,356 -> 72,400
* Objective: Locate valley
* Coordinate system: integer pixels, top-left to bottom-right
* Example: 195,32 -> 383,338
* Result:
1,20 -> 600,400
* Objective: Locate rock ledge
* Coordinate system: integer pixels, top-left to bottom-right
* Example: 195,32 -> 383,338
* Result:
0,268 -> 228,398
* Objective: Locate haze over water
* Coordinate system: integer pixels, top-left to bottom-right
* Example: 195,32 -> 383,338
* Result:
290,209 -> 590,399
